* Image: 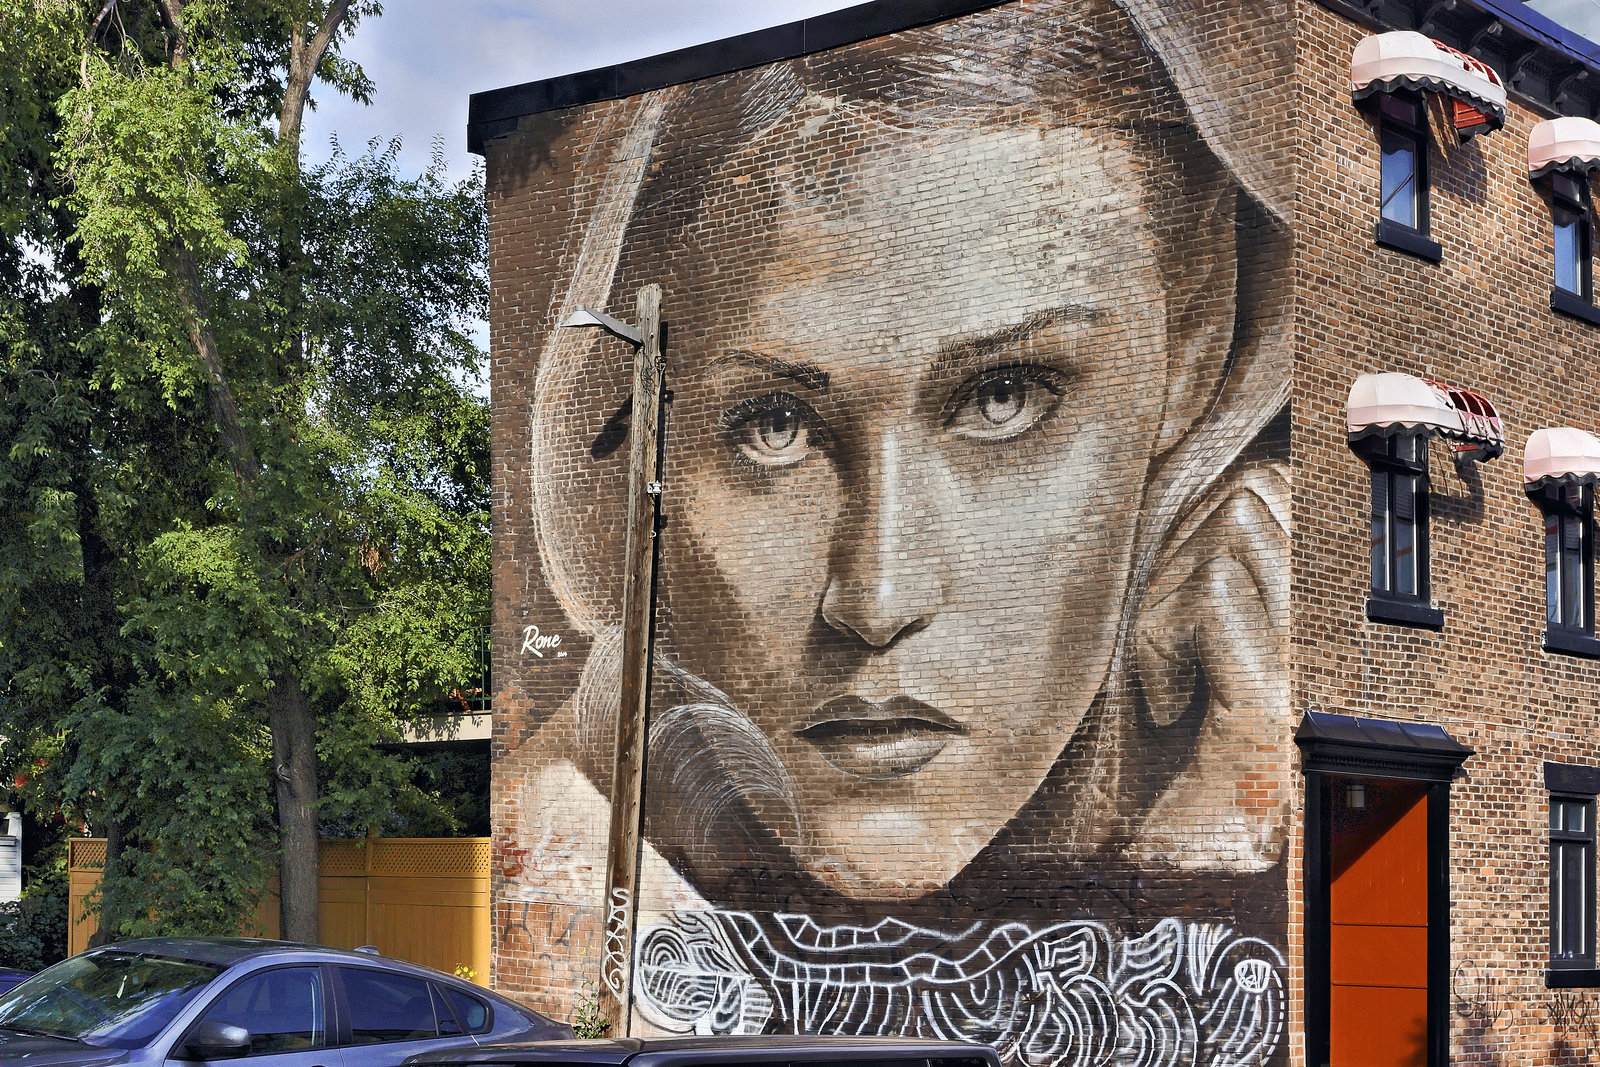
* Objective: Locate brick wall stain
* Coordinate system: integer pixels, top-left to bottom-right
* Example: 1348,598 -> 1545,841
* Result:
487,2 -> 1295,1063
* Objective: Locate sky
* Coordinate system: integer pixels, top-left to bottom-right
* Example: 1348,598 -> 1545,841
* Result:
298,0 -> 1600,184
1528,0 -> 1600,44
301,0 -> 863,182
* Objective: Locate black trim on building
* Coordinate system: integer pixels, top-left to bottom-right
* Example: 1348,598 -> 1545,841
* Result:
1367,594 -> 1446,628
1318,0 -> 1600,130
1375,218 -> 1444,262
1296,711 -> 1474,783
467,0 -> 1012,153
1548,761 -> 1600,795
1552,286 -> 1600,326
1547,967 -> 1600,987
1545,627 -> 1600,658
1297,712 -> 1472,1067
469,0 -> 1600,156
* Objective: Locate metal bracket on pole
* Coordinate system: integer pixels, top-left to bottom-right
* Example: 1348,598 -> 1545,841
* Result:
563,305 -> 644,348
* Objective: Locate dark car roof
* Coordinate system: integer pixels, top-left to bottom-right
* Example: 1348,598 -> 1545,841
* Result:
408,1035 -> 1002,1067
91,937 -> 299,966
100,937 -> 458,974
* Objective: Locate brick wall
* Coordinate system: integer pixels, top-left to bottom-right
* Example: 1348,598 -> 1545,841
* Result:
1293,2 -> 1600,1062
483,3 -> 1296,1061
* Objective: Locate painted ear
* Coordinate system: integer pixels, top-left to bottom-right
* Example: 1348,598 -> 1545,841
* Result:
1127,463 -> 1289,869
1156,188 -> 1239,455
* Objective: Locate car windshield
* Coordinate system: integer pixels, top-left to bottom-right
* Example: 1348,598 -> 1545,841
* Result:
0,949 -> 222,1049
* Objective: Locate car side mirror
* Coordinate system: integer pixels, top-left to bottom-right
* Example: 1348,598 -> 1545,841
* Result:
184,1020 -> 252,1060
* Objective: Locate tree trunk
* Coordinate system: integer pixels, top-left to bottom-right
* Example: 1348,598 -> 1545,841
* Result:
145,0 -> 355,949
89,814 -> 123,947
269,670 -> 319,943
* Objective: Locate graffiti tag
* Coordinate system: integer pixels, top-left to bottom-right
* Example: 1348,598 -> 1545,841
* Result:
521,624 -> 565,658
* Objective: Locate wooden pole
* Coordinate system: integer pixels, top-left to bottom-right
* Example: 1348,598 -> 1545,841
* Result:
597,284 -> 663,1035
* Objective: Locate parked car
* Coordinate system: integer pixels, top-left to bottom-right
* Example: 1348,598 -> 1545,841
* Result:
0,967 -> 30,994
0,936 -> 569,1065
406,1035 -> 1003,1067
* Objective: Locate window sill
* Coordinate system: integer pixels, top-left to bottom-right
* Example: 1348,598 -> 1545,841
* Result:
1545,628 -> 1600,659
1548,967 -> 1600,988
1367,596 -> 1444,629
1375,219 -> 1443,263
1551,287 -> 1600,326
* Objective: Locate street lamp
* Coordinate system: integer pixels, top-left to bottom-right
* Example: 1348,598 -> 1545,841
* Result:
563,305 -> 644,347
560,284 -> 663,1036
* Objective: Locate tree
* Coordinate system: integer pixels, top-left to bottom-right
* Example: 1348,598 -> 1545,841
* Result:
0,0 -> 490,943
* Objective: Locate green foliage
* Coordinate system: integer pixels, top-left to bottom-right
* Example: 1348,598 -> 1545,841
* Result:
0,865 -> 69,971
570,979 -> 612,1040
1,0 -> 489,942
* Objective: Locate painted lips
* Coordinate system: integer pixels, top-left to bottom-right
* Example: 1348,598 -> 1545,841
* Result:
795,695 -> 964,779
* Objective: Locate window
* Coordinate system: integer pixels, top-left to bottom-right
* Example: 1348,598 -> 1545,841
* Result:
338,967 -> 440,1045
1532,484 -> 1600,657
438,984 -> 491,1034
1548,762 -> 1600,986
1553,795 -> 1597,969
1379,94 -> 1424,228
193,967 -> 325,1056
1374,93 -> 1441,261
1356,432 -> 1440,626
1554,173 -> 1592,298
1548,171 -> 1600,325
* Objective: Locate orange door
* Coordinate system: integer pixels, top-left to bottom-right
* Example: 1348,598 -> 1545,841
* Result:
1329,780 -> 1430,1067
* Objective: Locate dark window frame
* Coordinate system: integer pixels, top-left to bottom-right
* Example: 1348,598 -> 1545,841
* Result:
1548,763 -> 1600,986
1533,482 -> 1600,656
438,982 -> 494,1035
1552,794 -> 1597,969
1551,171 -> 1595,304
329,964 -> 468,1048
1373,92 -> 1441,262
180,963 -> 333,1059
1355,432 -> 1442,628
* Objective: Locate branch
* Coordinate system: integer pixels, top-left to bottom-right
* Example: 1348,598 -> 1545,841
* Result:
169,243 -> 261,486
80,0 -> 119,87
153,0 -> 187,71
277,0 -> 353,154
87,0 -> 119,45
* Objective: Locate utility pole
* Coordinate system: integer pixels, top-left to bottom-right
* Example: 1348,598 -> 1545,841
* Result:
564,285 -> 664,1036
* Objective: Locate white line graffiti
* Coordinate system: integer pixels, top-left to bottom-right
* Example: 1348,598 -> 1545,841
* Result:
602,886 -> 634,997
633,911 -> 1284,1067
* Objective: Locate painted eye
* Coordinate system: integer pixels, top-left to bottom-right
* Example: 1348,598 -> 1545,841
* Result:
947,366 -> 1067,441
723,393 -> 821,468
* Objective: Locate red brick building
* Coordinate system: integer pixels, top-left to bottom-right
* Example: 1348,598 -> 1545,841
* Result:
471,1 -> 1600,1062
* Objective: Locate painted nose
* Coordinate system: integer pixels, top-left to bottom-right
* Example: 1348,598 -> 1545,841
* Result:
820,431 -> 943,649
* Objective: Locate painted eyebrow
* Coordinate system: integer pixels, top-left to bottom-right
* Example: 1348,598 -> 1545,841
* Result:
703,350 -> 830,393
934,304 -> 1107,368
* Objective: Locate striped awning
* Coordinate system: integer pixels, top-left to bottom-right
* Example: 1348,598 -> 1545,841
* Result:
1351,31 -> 1506,138
1347,372 -> 1504,460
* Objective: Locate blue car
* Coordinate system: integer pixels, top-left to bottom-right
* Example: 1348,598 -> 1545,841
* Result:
0,937 -> 569,1065
0,967 -> 29,994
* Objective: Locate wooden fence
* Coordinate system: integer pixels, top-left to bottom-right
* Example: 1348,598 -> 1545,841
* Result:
66,837 -> 490,984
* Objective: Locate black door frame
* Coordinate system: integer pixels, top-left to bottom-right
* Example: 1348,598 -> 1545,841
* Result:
1296,712 -> 1474,1067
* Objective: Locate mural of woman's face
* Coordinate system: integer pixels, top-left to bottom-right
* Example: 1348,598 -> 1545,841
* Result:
651,114 -> 1216,900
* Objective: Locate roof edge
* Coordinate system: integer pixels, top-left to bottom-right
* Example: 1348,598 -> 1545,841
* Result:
1318,0 -> 1600,122
466,0 -> 1011,155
